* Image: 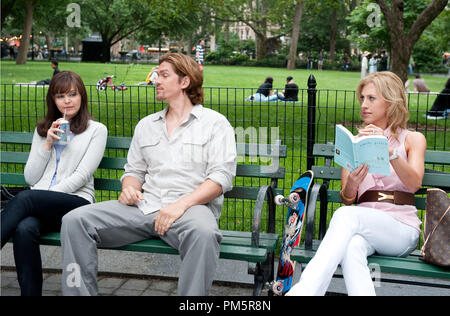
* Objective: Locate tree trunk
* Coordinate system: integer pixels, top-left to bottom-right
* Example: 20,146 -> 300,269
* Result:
100,40 -> 111,63
254,0 -> 268,61
287,1 -> 304,70
45,33 -> 53,51
329,8 -> 337,63
16,0 -> 36,65
389,38 -> 411,84
255,32 -> 267,61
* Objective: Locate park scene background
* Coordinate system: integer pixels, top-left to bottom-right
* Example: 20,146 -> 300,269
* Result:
1,0 -> 449,239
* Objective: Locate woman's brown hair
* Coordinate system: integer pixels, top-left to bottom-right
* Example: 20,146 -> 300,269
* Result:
36,71 -> 92,137
159,53 -> 204,105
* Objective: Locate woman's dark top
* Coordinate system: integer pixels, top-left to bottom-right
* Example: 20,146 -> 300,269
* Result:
256,82 -> 272,97
428,87 -> 450,116
284,83 -> 299,101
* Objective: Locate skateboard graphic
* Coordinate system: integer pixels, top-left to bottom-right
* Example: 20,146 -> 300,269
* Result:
271,170 -> 314,296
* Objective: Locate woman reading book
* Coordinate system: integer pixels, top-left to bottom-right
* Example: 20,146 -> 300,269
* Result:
287,72 -> 426,296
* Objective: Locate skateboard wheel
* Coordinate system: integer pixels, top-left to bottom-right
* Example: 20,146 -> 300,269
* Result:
272,281 -> 283,295
289,192 -> 300,204
274,195 -> 285,206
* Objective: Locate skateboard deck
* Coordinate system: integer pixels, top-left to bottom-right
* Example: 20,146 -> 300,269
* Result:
271,170 -> 314,295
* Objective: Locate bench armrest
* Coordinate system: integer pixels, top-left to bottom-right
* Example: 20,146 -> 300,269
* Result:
251,184 -> 275,248
304,183 -> 328,250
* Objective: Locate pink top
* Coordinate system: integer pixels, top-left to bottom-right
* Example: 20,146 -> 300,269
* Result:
356,128 -> 422,232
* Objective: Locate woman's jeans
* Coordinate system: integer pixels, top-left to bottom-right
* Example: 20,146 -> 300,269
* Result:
287,206 -> 420,296
1,190 -> 89,296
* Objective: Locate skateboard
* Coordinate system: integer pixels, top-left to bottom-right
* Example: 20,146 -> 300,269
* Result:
271,170 -> 314,296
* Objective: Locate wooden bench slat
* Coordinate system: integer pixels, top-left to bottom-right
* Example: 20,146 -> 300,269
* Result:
0,173 -> 26,186
1,151 -> 29,164
425,151 -> 450,165
0,132 -> 33,144
236,164 -> 286,179
0,173 -> 285,201
38,232 -> 268,263
1,132 -> 287,157
225,186 -> 283,200
1,150 -> 286,180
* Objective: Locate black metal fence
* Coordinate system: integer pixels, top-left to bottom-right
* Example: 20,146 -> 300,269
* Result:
1,79 -> 449,236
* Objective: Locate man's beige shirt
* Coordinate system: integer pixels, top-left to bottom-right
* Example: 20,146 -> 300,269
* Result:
121,105 -> 237,219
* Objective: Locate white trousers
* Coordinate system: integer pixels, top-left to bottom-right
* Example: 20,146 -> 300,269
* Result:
287,206 -> 420,296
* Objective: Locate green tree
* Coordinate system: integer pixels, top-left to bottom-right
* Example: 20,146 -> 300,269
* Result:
211,0 -> 295,60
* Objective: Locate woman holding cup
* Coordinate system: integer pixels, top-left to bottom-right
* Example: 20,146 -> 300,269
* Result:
1,71 -> 108,296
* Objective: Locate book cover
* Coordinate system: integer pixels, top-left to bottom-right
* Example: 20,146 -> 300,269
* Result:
334,124 -> 390,176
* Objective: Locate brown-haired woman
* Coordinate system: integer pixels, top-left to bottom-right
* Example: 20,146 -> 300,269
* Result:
287,72 -> 426,296
1,71 -> 107,296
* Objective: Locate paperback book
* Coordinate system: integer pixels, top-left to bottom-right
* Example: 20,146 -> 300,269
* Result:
334,124 -> 390,176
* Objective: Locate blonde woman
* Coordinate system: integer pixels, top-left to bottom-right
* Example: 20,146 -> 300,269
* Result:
287,72 -> 426,296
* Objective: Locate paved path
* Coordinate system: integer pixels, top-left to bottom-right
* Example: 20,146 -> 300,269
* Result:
1,268 -> 257,296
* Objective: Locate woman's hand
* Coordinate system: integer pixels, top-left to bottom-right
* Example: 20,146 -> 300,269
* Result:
43,120 -> 63,151
342,164 -> 369,200
358,124 -> 394,156
357,124 -> 383,137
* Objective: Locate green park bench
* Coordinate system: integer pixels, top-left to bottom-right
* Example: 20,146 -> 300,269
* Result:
0,131 -> 286,296
292,143 -> 450,291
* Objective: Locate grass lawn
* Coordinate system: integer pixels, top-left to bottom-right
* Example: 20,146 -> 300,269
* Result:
1,60 -> 447,92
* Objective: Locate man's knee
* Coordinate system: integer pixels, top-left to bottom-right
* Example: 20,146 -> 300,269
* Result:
61,205 -> 93,233
180,207 -> 221,247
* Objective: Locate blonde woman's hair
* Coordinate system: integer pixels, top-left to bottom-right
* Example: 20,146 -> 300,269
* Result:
356,71 -> 409,139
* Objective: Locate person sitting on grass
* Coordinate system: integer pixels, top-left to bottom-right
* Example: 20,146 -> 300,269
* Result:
276,76 -> 299,102
427,78 -> 450,119
36,59 -> 60,85
249,77 -> 279,102
413,74 -> 430,93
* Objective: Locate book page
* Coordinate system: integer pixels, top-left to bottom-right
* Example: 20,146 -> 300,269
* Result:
355,137 -> 390,175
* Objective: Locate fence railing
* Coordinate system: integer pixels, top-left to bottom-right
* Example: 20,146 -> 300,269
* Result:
1,79 -> 448,236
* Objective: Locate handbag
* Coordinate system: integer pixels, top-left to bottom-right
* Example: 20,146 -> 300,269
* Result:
420,188 -> 450,267
0,185 -> 29,211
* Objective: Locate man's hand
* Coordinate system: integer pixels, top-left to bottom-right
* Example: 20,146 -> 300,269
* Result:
118,186 -> 143,205
154,201 -> 187,235
153,179 -> 222,235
